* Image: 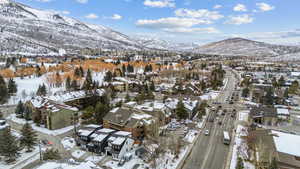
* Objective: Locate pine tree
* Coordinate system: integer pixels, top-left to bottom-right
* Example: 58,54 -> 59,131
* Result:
0,128 -> 20,163
0,75 -> 8,104
20,123 -> 37,152
8,78 -> 17,94
83,69 -> 93,90
150,81 -> 155,91
265,88 -> 274,105
125,93 -> 130,102
71,80 -> 79,91
268,157 -> 278,169
283,88 -> 289,98
94,102 -> 109,124
242,88 -> 250,98
236,157 -> 244,169
65,76 -> 71,91
15,101 -> 24,117
278,76 -> 285,87
36,84 -> 47,96
23,105 -> 32,121
74,67 -> 81,78
79,66 -> 84,77
104,71 -> 113,82
176,100 -> 188,120
43,149 -> 61,160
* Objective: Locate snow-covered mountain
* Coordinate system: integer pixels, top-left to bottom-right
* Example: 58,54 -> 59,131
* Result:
194,38 -> 300,57
0,0 -> 143,55
135,36 -> 199,51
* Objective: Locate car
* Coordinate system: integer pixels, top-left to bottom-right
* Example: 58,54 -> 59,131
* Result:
204,130 -> 210,136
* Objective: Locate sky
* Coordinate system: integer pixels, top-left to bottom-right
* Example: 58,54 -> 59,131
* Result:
16,0 -> 300,45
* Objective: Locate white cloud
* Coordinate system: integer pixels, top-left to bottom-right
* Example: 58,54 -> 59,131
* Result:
143,0 -> 175,8
225,14 -> 253,25
163,27 -> 220,34
233,4 -> 247,12
136,17 -> 211,29
76,0 -> 88,4
85,13 -> 98,19
256,3 -> 275,12
213,5 -> 222,9
111,14 -> 122,20
175,8 -> 223,20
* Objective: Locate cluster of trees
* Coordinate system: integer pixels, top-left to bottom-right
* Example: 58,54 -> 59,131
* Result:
134,81 -> 155,103
15,101 -> 32,121
0,123 -> 37,163
176,100 -> 189,120
0,75 -> 17,104
210,65 -> 225,90
81,96 -> 110,124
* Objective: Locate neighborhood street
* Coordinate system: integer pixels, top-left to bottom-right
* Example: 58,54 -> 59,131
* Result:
182,69 -> 241,169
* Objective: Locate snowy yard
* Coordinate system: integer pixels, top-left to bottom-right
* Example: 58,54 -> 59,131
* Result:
0,146 -> 39,169
61,137 -> 76,151
36,161 -> 101,169
104,156 -> 148,169
72,150 -> 86,159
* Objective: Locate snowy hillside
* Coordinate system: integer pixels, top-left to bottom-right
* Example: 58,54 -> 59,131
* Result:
135,36 -> 199,51
193,38 -> 300,57
0,0 -> 143,55
265,52 -> 300,61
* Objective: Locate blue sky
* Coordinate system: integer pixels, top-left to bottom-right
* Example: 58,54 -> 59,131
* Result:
17,0 -> 300,45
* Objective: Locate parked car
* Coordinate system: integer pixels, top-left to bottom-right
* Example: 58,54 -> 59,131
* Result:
204,130 -> 210,136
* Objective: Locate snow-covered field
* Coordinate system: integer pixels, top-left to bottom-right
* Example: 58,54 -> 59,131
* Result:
72,150 -> 86,159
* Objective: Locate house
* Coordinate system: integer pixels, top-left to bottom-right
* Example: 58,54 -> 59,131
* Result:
27,97 -> 78,130
106,131 -> 134,160
88,128 -> 116,154
249,106 -> 278,126
103,107 -> 159,143
249,129 -> 300,169
76,125 -> 102,149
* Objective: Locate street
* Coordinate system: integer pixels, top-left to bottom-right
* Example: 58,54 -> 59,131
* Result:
182,69 -> 239,169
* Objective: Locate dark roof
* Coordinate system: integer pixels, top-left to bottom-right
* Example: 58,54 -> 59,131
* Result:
103,107 -> 133,126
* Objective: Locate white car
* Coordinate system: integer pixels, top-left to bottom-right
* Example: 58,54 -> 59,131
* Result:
204,130 -> 210,136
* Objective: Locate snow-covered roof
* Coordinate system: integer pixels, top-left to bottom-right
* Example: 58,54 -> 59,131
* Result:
93,134 -> 108,142
276,108 -> 289,115
78,129 -> 93,137
291,72 -> 300,77
132,113 -> 152,120
272,130 -> 300,157
46,89 -> 105,103
97,128 -> 115,133
112,137 -> 126,145
114,131 -> 131,136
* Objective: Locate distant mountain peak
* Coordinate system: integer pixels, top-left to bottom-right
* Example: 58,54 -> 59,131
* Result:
194,38 -> 300,57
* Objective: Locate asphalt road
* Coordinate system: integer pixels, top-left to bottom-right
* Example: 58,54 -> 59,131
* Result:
182,69 -> 238,169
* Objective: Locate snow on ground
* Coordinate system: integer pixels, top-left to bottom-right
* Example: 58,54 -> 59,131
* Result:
0,146 -> 39,169
183,130 -> 198,143
8,114 -> 76,136
104,156 -> 148,169
92,72 -> 105,86
8,75 -> 64,105
85,155 -> 105,163
243,101 -> 259,106
156,147 -> 189,169
72,150 -> 86,159
199,91 -> 220,100
229,125 -> 254,169
61,137 -> 76,151
36,161 -> 102,169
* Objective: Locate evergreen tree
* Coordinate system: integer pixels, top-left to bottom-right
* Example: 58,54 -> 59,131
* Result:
15,101 -> 24,117
122,64 -> 126,76
94,102 -> 109,124
278,76 -> 285,87
283,88 -> 289,98
83,69 -> 93,90
43,149 -> 61,160
74,67 -> 81,78
55,72 -> 62,87
150,81 -> 155,91
125,93 -> 130,102
8,78 -> 17,94
265,87 -> 274,105
79,66 -> 84,77
23,105 -> 32,121
71,80 -> 79,91
104,71 -> 113,82
0,128 -> 20,163
0,75 -> 8,104
289,80 -> 299,94
65,76 -> 71,91
176,100 -> 188,120
268,157 -> 278,169
236,157 -> 244,169
20,123 -> 37,152
36,84 -> 47,96
242,88 -> 250,98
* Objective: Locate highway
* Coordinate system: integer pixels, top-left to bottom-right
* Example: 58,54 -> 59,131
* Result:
182,69 -> 239,169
